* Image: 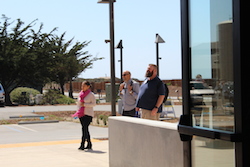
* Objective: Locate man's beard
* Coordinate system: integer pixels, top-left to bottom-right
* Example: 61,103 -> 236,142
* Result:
145,71 -> 153,77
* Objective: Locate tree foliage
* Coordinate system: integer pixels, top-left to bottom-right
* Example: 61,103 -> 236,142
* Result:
0,15 -> 103,105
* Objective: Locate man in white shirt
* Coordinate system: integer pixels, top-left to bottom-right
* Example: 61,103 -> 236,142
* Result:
119,71 -> 140,117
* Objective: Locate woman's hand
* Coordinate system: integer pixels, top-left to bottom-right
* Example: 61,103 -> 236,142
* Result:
79,102 -> 84,107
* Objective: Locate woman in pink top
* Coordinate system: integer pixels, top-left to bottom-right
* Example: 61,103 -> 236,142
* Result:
73,81 -> 96,150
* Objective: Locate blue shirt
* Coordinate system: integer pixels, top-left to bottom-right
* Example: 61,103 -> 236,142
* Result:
136,76 -> 165,112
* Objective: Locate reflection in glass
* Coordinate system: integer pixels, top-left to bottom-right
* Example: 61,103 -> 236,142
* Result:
190,0 -> 234,133
192,136 -> 235,167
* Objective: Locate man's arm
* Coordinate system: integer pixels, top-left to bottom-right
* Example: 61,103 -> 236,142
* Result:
151,95 -> 165,116
118,83 -> 125,97
129,82 -> 140,99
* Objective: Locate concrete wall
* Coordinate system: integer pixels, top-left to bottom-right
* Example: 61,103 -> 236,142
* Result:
109,116 -> 183,167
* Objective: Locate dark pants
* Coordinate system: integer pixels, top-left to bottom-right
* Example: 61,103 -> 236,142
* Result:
79,115 -> 93,147
122,108 -> 136,117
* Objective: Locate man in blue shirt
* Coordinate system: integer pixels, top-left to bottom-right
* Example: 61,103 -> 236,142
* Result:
136,64 -> 165,120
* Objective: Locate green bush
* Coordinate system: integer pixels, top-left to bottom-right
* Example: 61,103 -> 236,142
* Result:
10,87 -> 40,105
98,115 -> 109,125
56,94 -> 76,105
41,89 -> 75,105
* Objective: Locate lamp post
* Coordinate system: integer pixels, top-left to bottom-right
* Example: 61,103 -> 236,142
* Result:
116,40 -> 123,82
155,33 -> 165,76
98,0 -> 116,116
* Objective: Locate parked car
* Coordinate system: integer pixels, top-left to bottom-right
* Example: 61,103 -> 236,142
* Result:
0,83 -> 5,106
190,81 -> 215,106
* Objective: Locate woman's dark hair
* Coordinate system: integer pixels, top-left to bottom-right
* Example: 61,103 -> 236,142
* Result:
82,81 -> 91,87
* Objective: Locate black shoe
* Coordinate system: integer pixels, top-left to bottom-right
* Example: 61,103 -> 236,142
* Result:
84,143 -> 92,149
78,146 -> 84,150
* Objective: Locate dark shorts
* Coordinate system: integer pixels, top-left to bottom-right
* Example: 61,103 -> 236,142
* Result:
122,108 -> 136,117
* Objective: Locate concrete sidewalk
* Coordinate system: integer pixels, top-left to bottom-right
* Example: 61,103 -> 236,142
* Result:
0,103 -> 111,167
0,139 -> 109,167
0,103 -> 182,167
0,121 -> 109,167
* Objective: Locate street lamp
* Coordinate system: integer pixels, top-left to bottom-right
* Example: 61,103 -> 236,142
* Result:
98,0 -> 116,116
98,0 -> 116,3
116,40 -> 123,82
155,33 -> 165,76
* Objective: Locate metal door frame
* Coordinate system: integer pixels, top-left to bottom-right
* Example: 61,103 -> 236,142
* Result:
178,0 -> 249,166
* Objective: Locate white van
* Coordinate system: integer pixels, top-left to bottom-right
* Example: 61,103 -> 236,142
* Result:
190,81 -> 215,106
0,83 -> 5,106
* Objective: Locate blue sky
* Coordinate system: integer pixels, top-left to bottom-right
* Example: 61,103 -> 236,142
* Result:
1,0 -> 181,80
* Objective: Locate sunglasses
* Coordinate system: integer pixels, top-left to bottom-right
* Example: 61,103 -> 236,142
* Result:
122,74 -> 129,76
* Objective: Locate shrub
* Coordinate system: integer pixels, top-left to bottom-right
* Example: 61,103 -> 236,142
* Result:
41,89 -> 75,105
56,94 -> 76,104
96,99 -> 100,104
10,87 -> 40,105
98,115 -> 109,125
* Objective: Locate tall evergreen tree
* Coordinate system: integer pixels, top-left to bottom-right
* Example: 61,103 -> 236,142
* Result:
50,33 -> 103,96
0,16 -> 103,105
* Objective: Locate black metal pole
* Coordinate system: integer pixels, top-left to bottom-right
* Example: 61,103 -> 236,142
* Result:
120,40 -> 123,82
156,34 -> 159,76
109,0 -> 116,116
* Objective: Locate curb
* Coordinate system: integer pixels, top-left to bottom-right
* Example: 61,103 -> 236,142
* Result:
93,137 -> 109,141
10,115 -> 44,119
18,120 -> 59,125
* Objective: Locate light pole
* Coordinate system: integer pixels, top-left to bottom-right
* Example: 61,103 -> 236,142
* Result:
116,40 -> 123,82
155,33 -> 165,76
98,0 -> 116,116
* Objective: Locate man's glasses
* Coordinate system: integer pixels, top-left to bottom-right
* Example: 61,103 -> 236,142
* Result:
122,74 -> 129,76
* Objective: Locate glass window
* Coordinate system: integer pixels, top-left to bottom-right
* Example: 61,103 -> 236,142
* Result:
192,136 -> 235,167
189,0 -> 234,133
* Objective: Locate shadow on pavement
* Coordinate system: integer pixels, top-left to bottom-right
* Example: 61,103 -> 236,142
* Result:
83,149 -> 107,154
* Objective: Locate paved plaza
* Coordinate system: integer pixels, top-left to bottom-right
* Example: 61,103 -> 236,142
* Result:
0,103 -> 182,167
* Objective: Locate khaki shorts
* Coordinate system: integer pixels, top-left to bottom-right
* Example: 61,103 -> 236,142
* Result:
141,109 -> 160,120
